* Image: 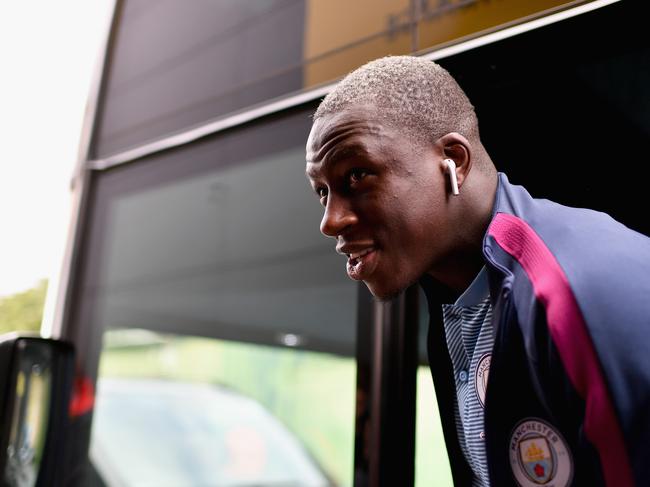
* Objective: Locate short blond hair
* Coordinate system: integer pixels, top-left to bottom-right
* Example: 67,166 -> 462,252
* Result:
315,55 -> 479,147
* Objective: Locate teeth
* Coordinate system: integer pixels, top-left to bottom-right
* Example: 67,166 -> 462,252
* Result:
349,248 -> 373,259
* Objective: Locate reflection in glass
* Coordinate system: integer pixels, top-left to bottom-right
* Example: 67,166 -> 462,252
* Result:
85,109 -> 358,486
415,367 -> 453,487
5,346 -> 52,487
92,331 -> 355,486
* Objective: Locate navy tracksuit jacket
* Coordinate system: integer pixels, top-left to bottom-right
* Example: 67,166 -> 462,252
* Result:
421,173 -> 650,486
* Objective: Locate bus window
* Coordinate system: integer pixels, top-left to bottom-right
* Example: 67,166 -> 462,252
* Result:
92,335 -> 350,486
77,108 -> 359,486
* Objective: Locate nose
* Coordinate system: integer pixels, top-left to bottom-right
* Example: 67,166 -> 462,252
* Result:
320,195 -> 357,237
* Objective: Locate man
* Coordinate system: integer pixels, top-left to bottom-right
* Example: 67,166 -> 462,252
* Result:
305,56 -> 650,486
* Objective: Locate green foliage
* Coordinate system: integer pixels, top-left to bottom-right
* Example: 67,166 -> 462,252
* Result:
98,334 -> 453,487
99,336 -> 357,486
0,280 -> 48,335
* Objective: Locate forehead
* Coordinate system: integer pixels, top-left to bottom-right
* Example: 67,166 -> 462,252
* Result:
309,106 -> 381,145
306,107 -> 394,176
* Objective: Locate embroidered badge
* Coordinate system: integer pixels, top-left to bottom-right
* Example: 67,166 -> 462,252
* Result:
509,418 -> 573,487
474,352 -> 491,408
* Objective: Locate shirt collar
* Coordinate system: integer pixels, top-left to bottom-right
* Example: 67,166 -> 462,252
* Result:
454,266 -> 489,307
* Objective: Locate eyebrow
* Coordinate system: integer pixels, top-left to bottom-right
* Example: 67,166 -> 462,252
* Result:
330,143 -> 367,163
306,142 -> 369,179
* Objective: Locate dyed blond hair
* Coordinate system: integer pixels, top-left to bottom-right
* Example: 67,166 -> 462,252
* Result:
315,55 -> 480,147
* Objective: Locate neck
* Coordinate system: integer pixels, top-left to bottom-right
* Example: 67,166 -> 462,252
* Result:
428,248 -> 486,294
428,166 -> 498,293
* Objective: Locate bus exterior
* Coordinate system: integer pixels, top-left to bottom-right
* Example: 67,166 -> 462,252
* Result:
33,0 -> 649,486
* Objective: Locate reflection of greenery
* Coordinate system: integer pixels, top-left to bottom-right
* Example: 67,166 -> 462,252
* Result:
0,282 -> 454,486
27,370 -> 52,467
0,280 -> 47,334
415,367 -> 454,487
99,334 -> 453,487
100,336 -> 356,486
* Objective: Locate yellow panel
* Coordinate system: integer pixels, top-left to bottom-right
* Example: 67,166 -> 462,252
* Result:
417,0 -> 576,52
303,0 -> 579,88
304,0 -> 413,87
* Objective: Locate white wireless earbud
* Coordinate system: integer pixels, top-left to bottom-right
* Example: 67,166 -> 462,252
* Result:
443,159 -> 459,195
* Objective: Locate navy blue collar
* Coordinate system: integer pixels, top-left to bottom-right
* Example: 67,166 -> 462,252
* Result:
454,266 -> 489,307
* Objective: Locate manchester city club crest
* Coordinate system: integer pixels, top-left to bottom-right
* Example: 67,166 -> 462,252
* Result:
474,352 -> 491,408
509,418 -> 573,487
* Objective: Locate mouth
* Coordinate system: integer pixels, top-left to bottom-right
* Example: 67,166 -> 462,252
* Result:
345,247 -> 378,281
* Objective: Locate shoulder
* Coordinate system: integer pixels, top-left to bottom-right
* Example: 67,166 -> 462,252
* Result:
487,176 -> 650,387
489,178 -> 650,465
517,193 -> 650,325
490,175 -> 650,323
488,176 -> 650,384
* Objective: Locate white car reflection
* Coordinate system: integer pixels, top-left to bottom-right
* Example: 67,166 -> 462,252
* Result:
90,378 -> 335,487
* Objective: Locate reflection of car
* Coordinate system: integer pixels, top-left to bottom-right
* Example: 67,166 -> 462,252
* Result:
90,378 -> 334,487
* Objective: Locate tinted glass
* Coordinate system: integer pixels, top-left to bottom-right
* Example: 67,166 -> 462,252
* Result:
4,342 -> 53,487
79,107 -> 359,485
416,367 -> 454,486
94,0 -> 306,157
440,0 -> 650,236
415,287 -> 453,487
415,0 -> 571,53
92,338 -> 352,486
93,0 -> 573,158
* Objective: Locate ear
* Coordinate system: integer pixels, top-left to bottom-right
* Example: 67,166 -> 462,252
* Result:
435,132 -> 472,189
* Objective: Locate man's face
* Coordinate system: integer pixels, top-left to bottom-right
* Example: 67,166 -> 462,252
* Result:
305,106 -> 454,300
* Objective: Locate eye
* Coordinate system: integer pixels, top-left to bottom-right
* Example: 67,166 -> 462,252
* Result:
348,169 -> 368,186
316,187 -> 328,203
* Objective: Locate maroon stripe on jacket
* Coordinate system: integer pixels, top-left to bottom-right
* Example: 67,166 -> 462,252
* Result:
488,212 -> 634,487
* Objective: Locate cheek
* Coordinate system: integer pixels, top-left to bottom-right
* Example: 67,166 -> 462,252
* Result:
389,202 -> 451,272
393,202 -> 441,244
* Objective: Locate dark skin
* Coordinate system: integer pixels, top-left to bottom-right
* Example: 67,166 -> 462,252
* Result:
306,104 -> 498,300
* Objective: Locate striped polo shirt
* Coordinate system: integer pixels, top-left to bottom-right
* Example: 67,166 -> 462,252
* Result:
441,267 -> 493,487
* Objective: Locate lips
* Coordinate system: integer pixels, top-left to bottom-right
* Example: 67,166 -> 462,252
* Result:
346,248 -> 377,281
349,248 -> 374,260
335,242 -> 379,280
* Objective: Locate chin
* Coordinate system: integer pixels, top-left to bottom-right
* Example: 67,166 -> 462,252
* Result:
365,281 -> 409,303
364,268 -> 424,302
